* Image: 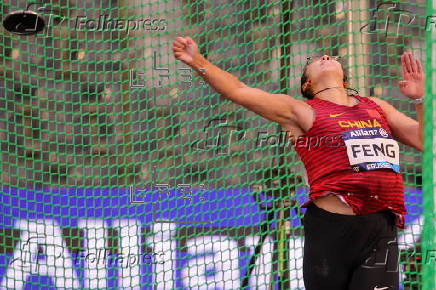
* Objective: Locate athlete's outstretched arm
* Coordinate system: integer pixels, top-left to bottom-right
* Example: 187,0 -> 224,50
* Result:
370,52 -> 424,152
172,36 -> 301,125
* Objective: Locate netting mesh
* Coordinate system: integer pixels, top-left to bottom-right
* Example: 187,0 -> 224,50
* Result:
0,0 -> 434,289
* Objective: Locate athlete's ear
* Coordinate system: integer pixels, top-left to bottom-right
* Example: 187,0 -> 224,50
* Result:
343,81 -> 348,88
302,80 -> 311,91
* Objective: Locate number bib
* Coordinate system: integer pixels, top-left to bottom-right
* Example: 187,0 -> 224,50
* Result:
341,127 -> 400,173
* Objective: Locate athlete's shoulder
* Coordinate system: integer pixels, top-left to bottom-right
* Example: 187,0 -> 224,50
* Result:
360,96 -> 394,126
291,97 -> 316,110
357,95 -> 389,111
365,96 -> 388,106
365,96 -> 396,112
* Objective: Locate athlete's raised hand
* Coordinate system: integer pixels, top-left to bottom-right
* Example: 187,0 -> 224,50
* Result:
398,52 -> 425,100
172,36 -> 199,66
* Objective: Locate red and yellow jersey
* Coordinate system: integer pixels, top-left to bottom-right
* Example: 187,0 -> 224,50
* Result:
294,95 -> 407,229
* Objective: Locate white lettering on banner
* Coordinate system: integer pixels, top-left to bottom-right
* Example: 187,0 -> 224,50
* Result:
397,216 -> 424,284
245,235 -> 273,288
181,235 -> 240,289
145,222 -> 177,290
112,219 -> 141,289
344,138 -> 399,165
0,219 -> 423,288
1,219 -> 80,289
288,237 -> 305,289
78,219 -> 108,289
245,236 -> 305,289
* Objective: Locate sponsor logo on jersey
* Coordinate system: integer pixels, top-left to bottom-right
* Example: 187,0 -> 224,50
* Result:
329,112 -> 345,117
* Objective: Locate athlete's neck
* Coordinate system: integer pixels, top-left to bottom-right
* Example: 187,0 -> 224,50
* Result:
310,76 -> 351,106
315,88 -> 357,106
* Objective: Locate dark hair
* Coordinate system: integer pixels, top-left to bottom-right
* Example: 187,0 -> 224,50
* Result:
300,60 -> 349,100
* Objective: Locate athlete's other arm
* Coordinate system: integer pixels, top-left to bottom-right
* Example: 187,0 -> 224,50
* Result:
172,36 -> 304,126
369,52 -> 424,152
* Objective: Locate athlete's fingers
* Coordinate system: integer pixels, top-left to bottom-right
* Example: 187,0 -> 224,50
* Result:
401,54 -> 408,80
175,37 -> 188,47
180,37 -> 188,46
173,47 -> 182,54
173,42 -> 185,49
173,41 -> 185,51
174,53 -> 185,60
401,53 -> 407,71
174,38 -> 186,46
403,52 -> 410,73
408,52 -> 416,73
172,46 -> 182,54
402,52 -> 412,73
401,54 -> 405,77
408,53 -> 415,74
185,36 -> 194,44
175,36 -> 185,43
172,43 -> 182,50
416,59 -> 423,75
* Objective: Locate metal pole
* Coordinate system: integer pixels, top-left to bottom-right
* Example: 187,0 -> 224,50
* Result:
347,0 -> 369,97
275,2 -> 293,287
119,0 -> 134,186
422,0 -> 435,288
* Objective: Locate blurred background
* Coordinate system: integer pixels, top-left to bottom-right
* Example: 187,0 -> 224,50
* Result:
0,0 -> 434,289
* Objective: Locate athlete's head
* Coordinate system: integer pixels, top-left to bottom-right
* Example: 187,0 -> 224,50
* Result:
300,55 -> 349,100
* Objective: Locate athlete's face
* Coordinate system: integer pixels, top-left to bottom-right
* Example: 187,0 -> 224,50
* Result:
305,55 -> 344,83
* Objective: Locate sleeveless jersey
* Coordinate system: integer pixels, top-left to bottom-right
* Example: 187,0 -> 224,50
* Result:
294,95 -> 407,229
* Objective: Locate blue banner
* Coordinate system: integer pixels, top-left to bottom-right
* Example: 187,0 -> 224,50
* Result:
0,187 -> 423,289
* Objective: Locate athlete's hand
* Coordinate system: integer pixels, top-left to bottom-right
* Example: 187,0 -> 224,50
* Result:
172,36 -> 200,67
398,52 -> 425,100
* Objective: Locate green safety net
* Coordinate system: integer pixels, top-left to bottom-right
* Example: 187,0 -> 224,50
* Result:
0,0 -> 434,289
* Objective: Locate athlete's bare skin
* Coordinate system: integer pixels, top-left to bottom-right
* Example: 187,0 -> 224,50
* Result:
172,36 -> 425,215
